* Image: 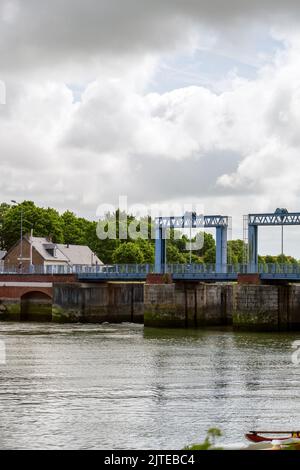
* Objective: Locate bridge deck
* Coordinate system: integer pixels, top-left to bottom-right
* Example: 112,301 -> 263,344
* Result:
77,272 -> 238,282
76,264 -> 300,283
2,264 -> 300,283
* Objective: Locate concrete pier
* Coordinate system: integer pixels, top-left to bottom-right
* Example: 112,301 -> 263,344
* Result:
144,282 -> 234,328
53,282 -> 144,323
233,283 -> 300,331
144,276 -> 300,331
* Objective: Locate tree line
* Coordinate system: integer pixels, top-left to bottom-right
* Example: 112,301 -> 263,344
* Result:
0,201 -> 298,265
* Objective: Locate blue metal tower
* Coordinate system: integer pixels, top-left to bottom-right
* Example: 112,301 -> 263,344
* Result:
247,208 -> 300,272
155,213 -> 230,274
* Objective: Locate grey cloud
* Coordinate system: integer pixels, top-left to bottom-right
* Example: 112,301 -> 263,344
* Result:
119,151 -> 244,203
1,0 -> 300,72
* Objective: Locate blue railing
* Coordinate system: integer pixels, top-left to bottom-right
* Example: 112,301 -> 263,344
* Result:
1,263 -> 300,277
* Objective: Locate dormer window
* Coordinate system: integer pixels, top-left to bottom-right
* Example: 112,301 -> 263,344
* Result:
44,243 -> 56,258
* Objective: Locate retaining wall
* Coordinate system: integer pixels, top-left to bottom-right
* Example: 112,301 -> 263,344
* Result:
53,282 -> 144,323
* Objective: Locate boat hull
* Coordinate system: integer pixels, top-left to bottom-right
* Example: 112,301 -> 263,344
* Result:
246,432 -> 300,443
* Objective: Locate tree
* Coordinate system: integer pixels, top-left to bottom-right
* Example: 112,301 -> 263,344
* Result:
182,253 -> 203,264
171,230 -> 215,258
1,201 -> 64,249
112,242 -> 144,264
34,206 -> 64,243
136,238 -> 154,263
286,256 -> 299,265
264,255 -> 278,264
227,239 -> 246,264
61,211 -> 90,245
169,229 -> 188,252
0,202 -> 10,249
203,246 -> 216,264
85,221 -> 120,264
166,243 -> 186,263
196,232 -> 215,257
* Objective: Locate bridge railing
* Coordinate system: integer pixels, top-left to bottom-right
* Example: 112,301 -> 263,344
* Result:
257,263 -> 300,274
1,263 -> 300,276
0,264 -> 157,275
0,264 -> 104,275
165,264 -> 243,274
101,264 -> 155,274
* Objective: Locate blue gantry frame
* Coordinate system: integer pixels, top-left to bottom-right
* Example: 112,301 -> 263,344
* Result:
155,213 -> 229,274
248,208 -> 300,272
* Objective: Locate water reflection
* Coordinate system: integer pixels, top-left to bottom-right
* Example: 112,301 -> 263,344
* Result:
0,322 -> 300,449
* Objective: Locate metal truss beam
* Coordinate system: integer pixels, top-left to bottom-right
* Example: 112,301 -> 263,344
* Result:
156,214 -> 229,229
248,212 -> 300,226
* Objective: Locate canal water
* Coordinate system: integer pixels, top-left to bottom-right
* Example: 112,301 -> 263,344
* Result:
0,322 -> 300,450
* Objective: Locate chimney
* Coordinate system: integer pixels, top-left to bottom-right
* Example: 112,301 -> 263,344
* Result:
30,228 -> 33,267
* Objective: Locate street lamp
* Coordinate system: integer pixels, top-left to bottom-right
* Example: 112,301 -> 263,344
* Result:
275,208 -> 288,261
184,211 -> 195,264
11,200 -> 23,271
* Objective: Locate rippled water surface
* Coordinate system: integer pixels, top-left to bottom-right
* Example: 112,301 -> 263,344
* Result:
0,322 -> 300,449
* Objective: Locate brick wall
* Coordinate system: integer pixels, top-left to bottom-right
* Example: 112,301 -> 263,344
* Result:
237,273 -> 261,285
146,273 -> 173,284
4,238 -> 44,270
0,285 -> 52,299
0,274 -> 76,300
0,274 -> 76,283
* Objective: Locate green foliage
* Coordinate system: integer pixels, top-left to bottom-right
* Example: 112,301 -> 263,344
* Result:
258,255 -> 266,265
112,242 -> 144,264
85,221 -> 120,264
182,253 -> 203,264
194,232 -> 215,257
0,202 -> 10,249
169,229 -> 188,252
275,254 -> 298,265
61,211 -> 91,245
166,243 -> 186,263
264,255 -> 278,264
171,231 -> 215,261
203,246 -> 216,264
227,239 -> 246,264
1,201 -> 64,248
184,428 -> 223,450
136,238 -> 155,263
260,254 -> 299,265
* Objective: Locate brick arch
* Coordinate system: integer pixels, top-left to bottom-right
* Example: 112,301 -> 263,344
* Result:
21,290 -> 52,301
20,288 -> 52,300
0,285 -> 53,300
20,290 -> 52,322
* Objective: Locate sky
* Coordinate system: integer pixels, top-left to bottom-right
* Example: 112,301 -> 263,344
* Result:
2,1 -> 300,255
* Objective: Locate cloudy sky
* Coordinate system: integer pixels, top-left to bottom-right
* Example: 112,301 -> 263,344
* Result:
2,0 -> 300,255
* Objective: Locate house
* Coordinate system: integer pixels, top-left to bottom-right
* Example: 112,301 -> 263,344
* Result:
0,250 -> 7,270
4,235 -> 103,272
